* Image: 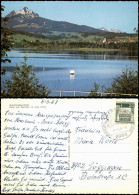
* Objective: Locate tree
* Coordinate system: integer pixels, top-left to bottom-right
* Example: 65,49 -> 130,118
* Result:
1,5 -> 13,74
88,66 -> 138,97
133,27 -> 138,34
2,57 -> 50,97
88,82 -> 100,97
106,66 -> 138,94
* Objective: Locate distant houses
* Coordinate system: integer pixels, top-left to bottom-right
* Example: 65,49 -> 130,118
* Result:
129,37 -> 134,42
103,37 -> 107,43
100,37 -> 135,44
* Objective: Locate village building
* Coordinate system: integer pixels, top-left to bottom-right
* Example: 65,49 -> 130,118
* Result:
103,37 -> 107,43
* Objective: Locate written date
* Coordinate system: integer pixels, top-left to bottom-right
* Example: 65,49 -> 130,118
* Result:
41,100 -> 58,105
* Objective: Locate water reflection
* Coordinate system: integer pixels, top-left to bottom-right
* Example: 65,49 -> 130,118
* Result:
1,66 -> 67,72
15,48 -> 138,56
70,75 -> 75,79
104,53 -> 106,60
6,49 -> 138,61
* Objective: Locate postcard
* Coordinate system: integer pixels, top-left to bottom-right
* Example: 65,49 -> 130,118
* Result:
1,98 -> 138,194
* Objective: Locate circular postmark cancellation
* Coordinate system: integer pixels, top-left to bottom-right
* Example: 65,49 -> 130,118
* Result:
102,102 -> 135,140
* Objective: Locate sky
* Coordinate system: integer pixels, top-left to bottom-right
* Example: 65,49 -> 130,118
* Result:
1,1 -> 138,33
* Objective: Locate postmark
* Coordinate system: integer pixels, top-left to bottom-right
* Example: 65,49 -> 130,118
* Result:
102,102 -> 135,140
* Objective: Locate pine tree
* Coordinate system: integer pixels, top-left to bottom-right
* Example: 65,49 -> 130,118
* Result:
2,57 -> 50,97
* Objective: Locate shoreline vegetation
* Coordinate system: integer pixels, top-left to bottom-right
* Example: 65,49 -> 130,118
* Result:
11,42 -> 138,53
4,29 -> 138,54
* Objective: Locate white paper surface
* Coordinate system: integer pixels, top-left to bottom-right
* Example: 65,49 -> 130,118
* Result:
1,98 -> 138,194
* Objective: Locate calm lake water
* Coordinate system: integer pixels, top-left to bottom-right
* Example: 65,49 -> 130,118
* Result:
1,49 -> 138,96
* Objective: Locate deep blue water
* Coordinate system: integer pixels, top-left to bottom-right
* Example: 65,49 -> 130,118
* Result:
1,49 -> 138,96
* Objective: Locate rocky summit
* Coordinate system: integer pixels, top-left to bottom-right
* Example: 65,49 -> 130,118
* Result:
6,7 -> 39,19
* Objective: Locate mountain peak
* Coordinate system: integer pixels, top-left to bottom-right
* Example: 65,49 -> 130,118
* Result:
99,27 -> 121,33
23,7 -> 29,11
6,7 -> 39,18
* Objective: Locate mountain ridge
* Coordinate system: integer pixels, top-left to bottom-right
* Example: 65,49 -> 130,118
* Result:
4,7 -> 121,35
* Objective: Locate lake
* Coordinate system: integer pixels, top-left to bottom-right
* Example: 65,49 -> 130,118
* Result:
1,49 -> 138,96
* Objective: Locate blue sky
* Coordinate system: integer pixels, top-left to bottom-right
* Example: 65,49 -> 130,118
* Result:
1,1 -> 138,33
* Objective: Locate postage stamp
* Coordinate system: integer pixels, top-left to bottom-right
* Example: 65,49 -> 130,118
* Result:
102,101 -> 135,140
115,102 -> 135,123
